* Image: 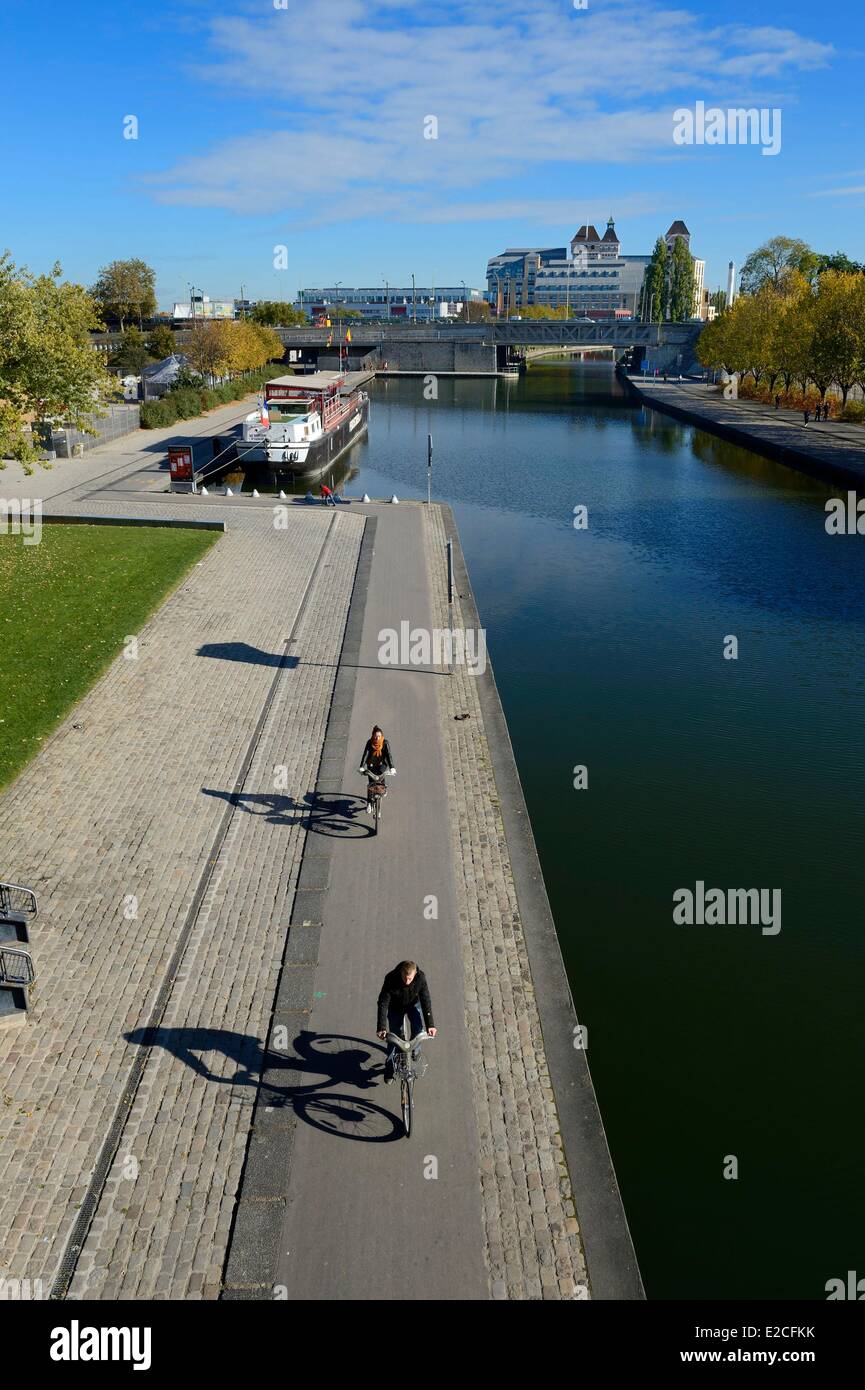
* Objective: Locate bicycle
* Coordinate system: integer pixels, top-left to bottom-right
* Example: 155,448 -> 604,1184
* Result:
385,1016 -> 433,1138
358,766 -> 395,835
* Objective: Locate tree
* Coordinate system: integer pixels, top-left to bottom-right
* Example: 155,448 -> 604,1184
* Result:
815,251 -> 865,277
810,271 -> 865,404
146,324 -> 177,359
185,320 -> 284,383
739,237 -> 819,295
250,300 -> 306,327
697,268 -> 865,407
668,238 -> 696,322
91,258 -> 157,330
184,320 -> 236,384
696,300 -> 755,379
642,238 -> 667,322
510,304 -> 570,319
0,252 -> 114,465
774,280 -> 813,393
224,321 -> 283,374
735,288 -> 785,390
110,326 -> 153,375
460,300 -> 491,322
709,290 -> 727,314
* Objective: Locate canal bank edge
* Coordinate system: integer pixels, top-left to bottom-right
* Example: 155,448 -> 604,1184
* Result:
622,372 -> 865,490
432,504 -> 644,1301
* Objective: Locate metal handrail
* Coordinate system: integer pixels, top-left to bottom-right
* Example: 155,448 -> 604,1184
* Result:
0,882 -> 38,919
0,946 -> 35,987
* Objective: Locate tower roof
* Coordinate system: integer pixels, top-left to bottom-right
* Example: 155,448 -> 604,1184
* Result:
666,220 -> 690,237
602,217 -> 619,242
574,224 -> 601,242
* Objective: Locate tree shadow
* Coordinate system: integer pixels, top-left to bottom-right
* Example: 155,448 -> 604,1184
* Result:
123,1026 -> 402,1141
197,641 -> 299,668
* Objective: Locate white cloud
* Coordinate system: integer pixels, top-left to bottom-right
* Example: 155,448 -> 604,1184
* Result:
809,184 -> 865,198
145,0 -> 834,221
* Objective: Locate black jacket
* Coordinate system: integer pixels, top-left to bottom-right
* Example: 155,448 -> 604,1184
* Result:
377,966 -> 434,1031
359,737 -> 394,774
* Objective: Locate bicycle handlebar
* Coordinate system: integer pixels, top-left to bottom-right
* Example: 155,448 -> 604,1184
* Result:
385,1030 -> 433,1050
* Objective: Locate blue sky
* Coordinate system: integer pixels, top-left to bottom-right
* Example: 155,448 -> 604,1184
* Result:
5,0 -> 863,308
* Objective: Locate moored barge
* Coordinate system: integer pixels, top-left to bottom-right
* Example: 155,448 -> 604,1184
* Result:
241,371 -> 369,479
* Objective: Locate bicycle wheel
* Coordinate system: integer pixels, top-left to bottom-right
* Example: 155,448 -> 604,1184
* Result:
373,793 -> 380,834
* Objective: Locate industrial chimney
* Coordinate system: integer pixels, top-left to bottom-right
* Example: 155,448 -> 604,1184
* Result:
726,261 -> 737,307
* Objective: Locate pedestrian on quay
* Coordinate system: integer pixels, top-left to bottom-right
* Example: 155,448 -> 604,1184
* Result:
774,394 -> 781,409
803,409 -> 810,425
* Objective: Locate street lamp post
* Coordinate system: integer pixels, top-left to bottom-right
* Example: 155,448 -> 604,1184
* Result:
334,281 -> 342,371
412,273 -> 416,323
461,279 -> 466,322
383,277 -> 389,323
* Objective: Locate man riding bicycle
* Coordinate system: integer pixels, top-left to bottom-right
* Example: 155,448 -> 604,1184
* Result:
377,960 -> 437,1084
357,725 -> 395,815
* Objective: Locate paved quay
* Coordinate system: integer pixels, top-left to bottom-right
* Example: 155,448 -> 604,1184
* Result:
627,376 -> 865,489
225,496 -> 640,1300
1,420 -> 641,1300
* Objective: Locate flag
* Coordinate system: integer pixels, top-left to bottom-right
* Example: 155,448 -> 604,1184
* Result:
259,397 -> 270,427
326,333 -> 333,347
345,327 -> 352,343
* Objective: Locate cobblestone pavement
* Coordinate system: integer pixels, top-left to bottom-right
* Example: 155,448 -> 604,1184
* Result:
422,505 -> 590,1300
0,396 -> 263,504
0,501 -> 363,1298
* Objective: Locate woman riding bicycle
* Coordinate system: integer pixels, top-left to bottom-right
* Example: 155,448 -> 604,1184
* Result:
357,725 -> 395,815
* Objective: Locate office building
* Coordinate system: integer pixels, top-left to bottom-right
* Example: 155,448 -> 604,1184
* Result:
300,286 -> 486,322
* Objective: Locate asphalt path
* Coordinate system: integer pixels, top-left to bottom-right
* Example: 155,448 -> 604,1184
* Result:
274,506 -> 488,1300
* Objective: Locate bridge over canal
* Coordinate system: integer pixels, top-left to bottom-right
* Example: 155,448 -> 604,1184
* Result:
91,319 -> 703,378
272,319 -> 703,376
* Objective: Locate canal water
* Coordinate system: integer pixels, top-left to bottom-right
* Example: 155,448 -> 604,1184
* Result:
247,362 -> 865,1299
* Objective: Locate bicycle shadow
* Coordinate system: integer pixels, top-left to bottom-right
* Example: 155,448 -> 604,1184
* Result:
264,1030 -> 403,1142
200,788 -> 374,837
123,1025 -> 403,1141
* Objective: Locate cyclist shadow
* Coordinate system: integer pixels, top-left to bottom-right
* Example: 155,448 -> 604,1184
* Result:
200,788 -> 372,837
265,1030 -> 403,1143
307,792 -> 376,839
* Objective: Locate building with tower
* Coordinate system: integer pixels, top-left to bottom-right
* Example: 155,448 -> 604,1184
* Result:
485,217 -> 709,319
486,218 -> 650,317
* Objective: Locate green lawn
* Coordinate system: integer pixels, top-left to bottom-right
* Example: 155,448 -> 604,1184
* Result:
0,523 -> 218,789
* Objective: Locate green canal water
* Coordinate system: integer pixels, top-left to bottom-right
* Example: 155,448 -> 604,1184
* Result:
257,362 -> 865,1299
